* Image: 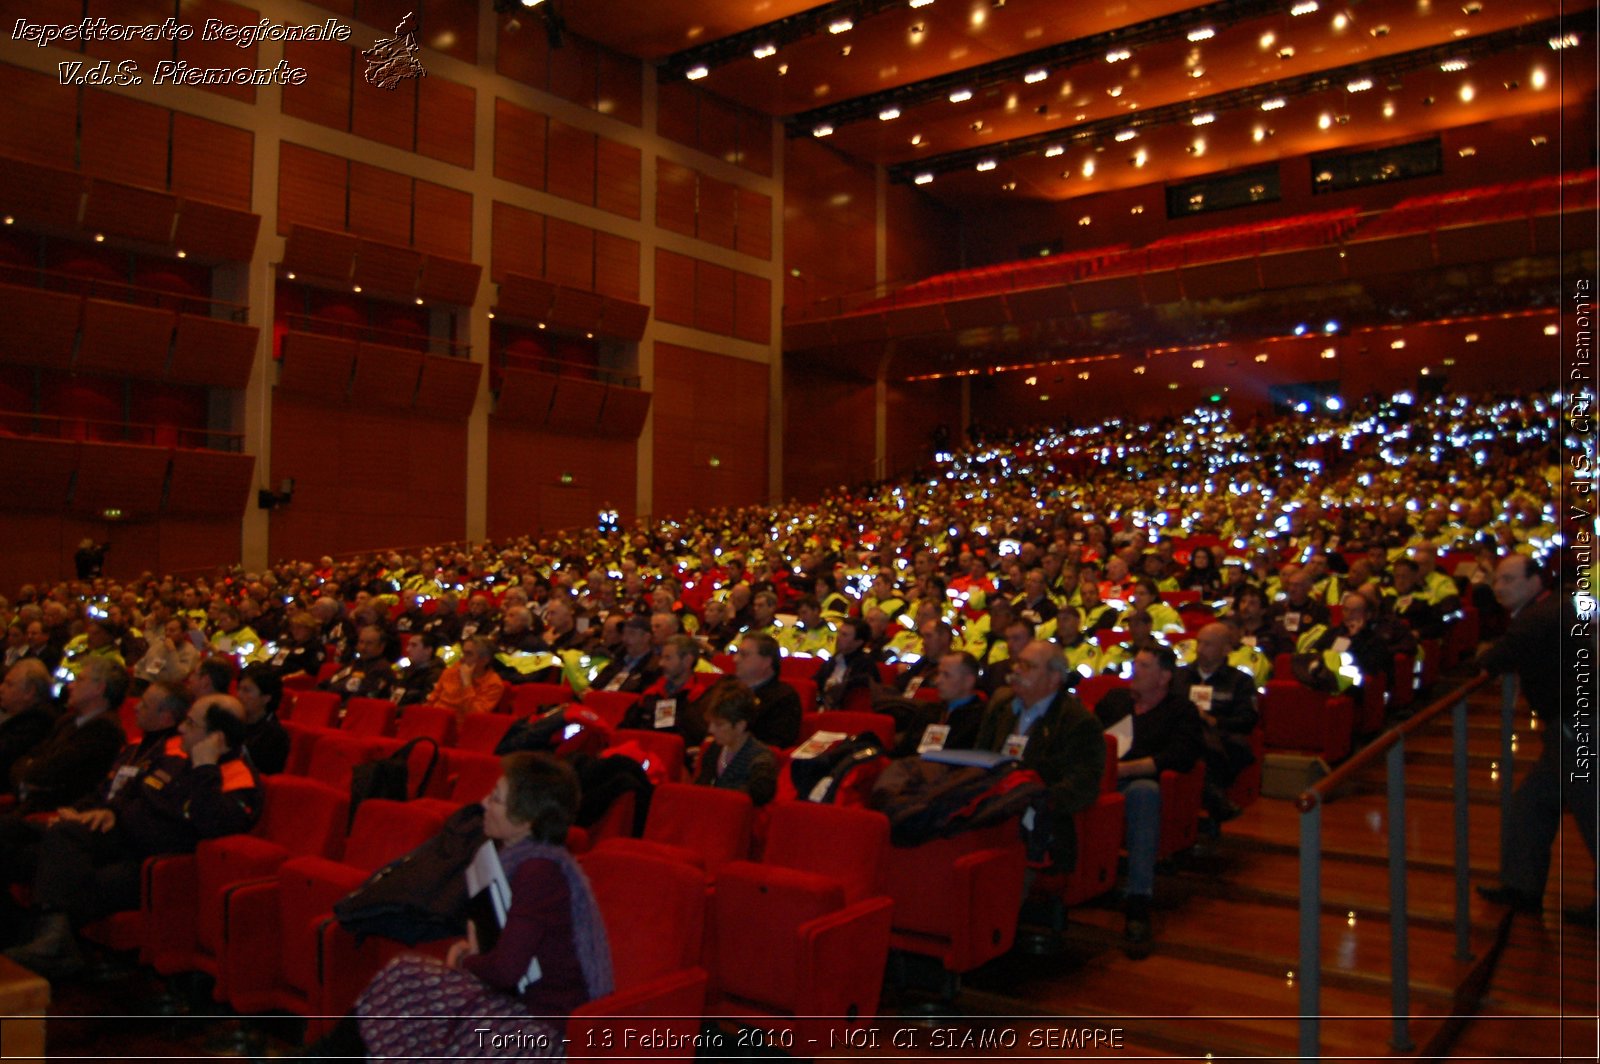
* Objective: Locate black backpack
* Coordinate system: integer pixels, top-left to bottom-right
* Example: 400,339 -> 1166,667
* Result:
347,736 -> 440,829
332,802 -> 483,945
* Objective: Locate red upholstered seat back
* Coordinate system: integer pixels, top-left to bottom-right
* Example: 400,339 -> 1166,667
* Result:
712,861 -> 845,1011
760,802 -> 887,904
394,705 -> 455,746
341,697 -> 396,737
285,690 -> 339,729
581,849 -> 705,990
454,712 -> 515,753
638,782 -> 753,872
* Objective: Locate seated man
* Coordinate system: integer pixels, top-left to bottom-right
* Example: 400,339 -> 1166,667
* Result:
975,640 -> 1107,876
1093,645 -> 1203,956
10,657 -> 127,815
888,618 -> 951,697
319,625 -> 396,703
620,635 -> 709,756
777,597 -> 834,659
6,693 -> 262,979
0,661 -> 58,786
896,650 -> 987,757
427,636 -> 506,719
1052,606 -> 1101,683
392,632 -> 447,707
812,619 -> 877,710
536,597 -> 592,655
732,634 -> 802,749
589,617 -> 660,695
1176,624 -> 1258,823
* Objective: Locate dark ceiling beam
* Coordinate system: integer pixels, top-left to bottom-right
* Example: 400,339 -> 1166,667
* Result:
784,0 -> 1285,136
885,14 -> 1573,183
659,0 -> 911,79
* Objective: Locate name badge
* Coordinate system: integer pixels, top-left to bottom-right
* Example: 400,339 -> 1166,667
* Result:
461,623 -> 478,638
1190,684 -> 1214,713
106,764 -> 140,799
345,674 -> 362,693
1283,612 -> 1302,633
653,699 -> 677,728
1331,636 -> 1351,655
1396,595 -> 1414,612
918,723 -> 950,753
905,675 -> 925,695
272,649 -> 290,666
1003,733 -> 1029,759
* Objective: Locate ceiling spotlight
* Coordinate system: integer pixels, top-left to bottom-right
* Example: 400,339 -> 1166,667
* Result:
415,297 -> 425,305
685,65 -> 708,80
1459,83 -> 1475,102
1081,159 -> 1096,177
1259,31 -> 1276,48
1191,112 -> 1214,125
1458,145 -> 1476,156
93,233 -> 105,242
1115,129 -> 1138,141
910,133 -> 922,145
1531,134 -> 1548,145
1133,366 -> 1146,374
1383,100 -> 1396,116
1391,339 -> 1407,349
1549,33 -> 1580,49
1000,181 -> 1017,191
1318,112 -> 1333,128
1439,58 -> 1468,72
1347,77 -> 1372,92
1,216 -> 11,225
1189,67 -> 1205,78
175,250 -> 187,258
1107,85 -> 1123,97
1331,12 -> 1348,29
949,87 -> 973,102
752,43 -> 776,59
1291,1 -> 1319,14
1255,353 -> 1269,362
1043,144 -> 1064,157
1320,347 -> 1336,359
1078,215 -> 1092,225
286,272 -> 296,280
1465,332 -> 1479,342
879,106 -> 901,120
812,123 -> 834,137
1530,66 -> 1548,89
1187,26 -> 1215,41
976,158 -> 997,171
1261,97 -> 1286,110
910,0 -> 935,7
1023,68 -> 1049,83
1370,23 -> 1390,35
1130,204 -> 1144,213
352,285 -> 362,293
914,172 -> 934,185
1106,48 -> 1132,63
828,18 -> 854,33
1132,148 -> 1147,167
1278,45 -> 1296,58
1190,138 -> 1206,155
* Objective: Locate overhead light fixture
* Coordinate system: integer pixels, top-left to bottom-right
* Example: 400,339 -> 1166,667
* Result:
1191,112 -> 1214,125
975,158 -> 997,171
1190,138 -> 1206,154
1081,159 -> 1096,177
1465,332 -> 1479,342
1,216 -> 11,225
1318,112 -> 1333,128
1321,347 -> 1336,359
828,18 -> 853,33
1332,12 -> 1348,29
1107,85 -> 1123,97
1347,77 -> 1373,92
1291,1 -> 1319,14
910,133 -> 922,145
94,233 -> 105,242
752,44 -> 776,59
415,297 -> 424,305
1114,129 -> 1138,141
1130,204 -> 1144,213
1530,66 -> 1548,89
685,65 -> 709,80
812,123 -> 834,137
1132,148 -> 1147,167
914,172 -> 934,184
1000,181 -> 1016,191
1192,359 -> 1206,369
1278,45 -> 1296,58
1078,215 -> 1092,225
175,249 -> 187,258
286,272 -> 296,280
1550,33 -> 1580,49
352,285 -> 362,293
1043,144 -> 1064,157
910,0 -> 936,7
1187,26 -> 1215,41
1391,339 -> 1407,349
1259,31 -> 1276,48
1255,354 -> 1269,362
1189,67 -> 1205,78
949,87 -> 973,102
1382,100 -> 1396,117
1531,134 -> 1548,145
1459,83 -> 1475,102
1253,125 -> 1267,142
879,106 -> 901,120
1023,68 -> 1049,83
1261,97 -> 1286,110
1439,58 -> 1468,71
1458,145 -> 1476,156
1106,48 -> 1132,63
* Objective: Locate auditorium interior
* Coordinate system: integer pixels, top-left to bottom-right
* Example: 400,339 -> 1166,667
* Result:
0,0 -> 1594,1058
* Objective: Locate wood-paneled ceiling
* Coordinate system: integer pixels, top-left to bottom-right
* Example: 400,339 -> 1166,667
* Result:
558,0 -> 1594,204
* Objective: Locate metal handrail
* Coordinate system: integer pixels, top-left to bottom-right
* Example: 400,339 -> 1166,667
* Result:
0,410 -> 245,452
0,262 -> 249,321
1293,670 -> 1518,1059
279,313 -> 469,359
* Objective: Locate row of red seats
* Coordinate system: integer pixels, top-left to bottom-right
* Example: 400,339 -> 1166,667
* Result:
1352,166 -> 1599,239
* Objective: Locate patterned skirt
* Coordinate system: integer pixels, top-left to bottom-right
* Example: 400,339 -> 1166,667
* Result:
357,955 -> 567,1061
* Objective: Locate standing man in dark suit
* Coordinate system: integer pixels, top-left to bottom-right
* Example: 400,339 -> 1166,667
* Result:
1477,555 -> 1591,921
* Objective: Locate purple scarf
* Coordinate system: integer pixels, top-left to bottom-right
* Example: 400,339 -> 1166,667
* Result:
498,839 -> 614,1001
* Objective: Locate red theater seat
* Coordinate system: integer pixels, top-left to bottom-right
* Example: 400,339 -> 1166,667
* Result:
592,781 -> 753,874
1260,681 -> 1354,764
797,710 -> 895,750
394,704 -> 456,746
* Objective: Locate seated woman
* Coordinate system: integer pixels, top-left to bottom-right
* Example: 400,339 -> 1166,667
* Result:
693,681 -> 778,807
353,752 -> 613,1058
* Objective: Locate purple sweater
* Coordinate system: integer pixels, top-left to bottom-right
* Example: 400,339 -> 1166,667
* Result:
461,858 -> 590,1017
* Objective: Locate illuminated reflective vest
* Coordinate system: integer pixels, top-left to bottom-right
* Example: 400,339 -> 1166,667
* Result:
211,626 -> 267,664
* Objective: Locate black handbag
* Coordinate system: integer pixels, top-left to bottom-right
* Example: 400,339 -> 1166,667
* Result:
348,736 -> 440,828
332,802 -> 484,944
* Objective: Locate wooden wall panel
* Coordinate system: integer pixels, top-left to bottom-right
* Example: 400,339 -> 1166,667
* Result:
593,232 -> 640,304
736,188 -> 772,260
782,366 -> 876,501
494,23 -> 550,90
80,91 -> 169,189
170,316 -> 257,389
694,261 -> 734,337
350,72 -> 416,151
278,143 -> 347,236
78,300 -> 175,379
734,272 -> 771,345
697,175 -> 737,249
179,0 -> 264,102
545,121 -> 596,207
655,159 -> 697,237
348,163 -> 411,245
491,201 -> 543,283
487,423 -> 636,540
416,77 -> 475,168
656,81 -> 698,150
0,63 -> 75,167
547,36 -> 600,108
170,114 -> 253,210
737,111 -> 773,177
166,450 -> 256,516
281,40 -> 352,129
783,138 -> 877,309
654,343 -> 768,515
0,284 -> 80,369
544,218 -> 594,291
594,136 -> 641,220
597,50 -> 642,127
698,95 -> 740,170
413,180 -> 472,260
654,249 -> 695,327
417,0 -> 478,62
269,391 -> 467,560
493,99 -> 547,191
84,0 -> 174,69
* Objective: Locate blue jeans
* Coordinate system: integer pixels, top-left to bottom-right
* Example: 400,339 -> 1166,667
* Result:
1119,777 -> 1162,898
